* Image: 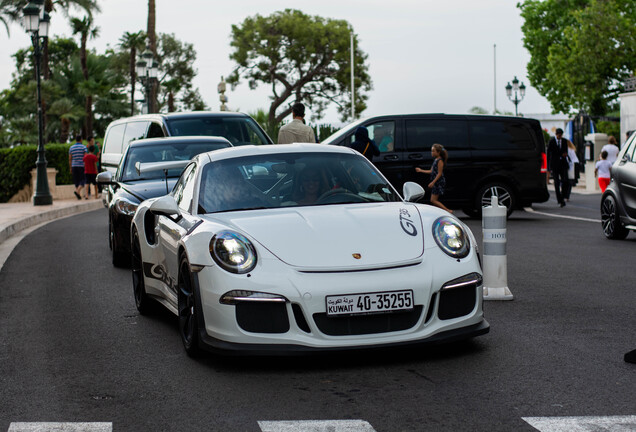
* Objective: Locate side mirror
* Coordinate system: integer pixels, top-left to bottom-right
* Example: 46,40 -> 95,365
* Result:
149,195 -> 180,217
403,182 -> 425,202
96,171 -> 113,184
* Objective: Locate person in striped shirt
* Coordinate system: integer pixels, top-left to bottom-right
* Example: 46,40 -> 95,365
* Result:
68,135 -> 87,200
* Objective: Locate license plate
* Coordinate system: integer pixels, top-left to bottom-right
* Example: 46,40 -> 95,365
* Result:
326,290 -> 414,316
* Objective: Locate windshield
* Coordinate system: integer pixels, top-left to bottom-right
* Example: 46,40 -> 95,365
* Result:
121,141 -> 229,181
165,116 -> 271,146
197,152 -> 401,214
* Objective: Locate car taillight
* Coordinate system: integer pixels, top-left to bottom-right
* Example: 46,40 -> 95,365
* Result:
540,152 -> 547,173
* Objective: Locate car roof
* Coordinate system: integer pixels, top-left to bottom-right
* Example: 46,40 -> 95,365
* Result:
201,143 -> 356,163
108,111 -> 251,126
128,136 -> 232,148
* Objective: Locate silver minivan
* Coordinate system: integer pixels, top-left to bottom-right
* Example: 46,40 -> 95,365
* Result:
101,111 -> 273,175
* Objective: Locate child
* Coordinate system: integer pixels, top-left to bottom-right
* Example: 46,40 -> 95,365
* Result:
83,145 -> 100,199
594,150 -> 612,192
415,143 -> 453,213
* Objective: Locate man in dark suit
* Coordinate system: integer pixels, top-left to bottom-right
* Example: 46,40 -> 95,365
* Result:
547,128 -> 570,207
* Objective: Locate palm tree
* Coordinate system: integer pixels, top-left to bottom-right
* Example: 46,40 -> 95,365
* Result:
70,15 -> 98,138
119,31 -> 146,116
0,0 -> 22,36
47,97 -> 83,142
147,0 -> 157,112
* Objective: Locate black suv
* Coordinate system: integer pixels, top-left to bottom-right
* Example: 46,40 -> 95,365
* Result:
601,132 -> 636,239
323,114 -> 549,216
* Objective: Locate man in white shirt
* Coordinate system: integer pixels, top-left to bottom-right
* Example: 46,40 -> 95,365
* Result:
277,103 -> 316,144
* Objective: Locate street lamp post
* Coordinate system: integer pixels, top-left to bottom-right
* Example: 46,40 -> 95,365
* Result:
505,76 -> 526,116
23,0 -> 52,206
135,49 -> 158,114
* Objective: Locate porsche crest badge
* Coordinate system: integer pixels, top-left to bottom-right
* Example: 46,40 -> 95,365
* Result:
352,253 -> 362,259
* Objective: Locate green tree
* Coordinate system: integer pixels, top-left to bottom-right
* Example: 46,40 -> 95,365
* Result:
155,33 -> 207,112
228,9 -> 372,124
519,0 -> 636,115
119,30 -> 146,116
0,0 -> 22,36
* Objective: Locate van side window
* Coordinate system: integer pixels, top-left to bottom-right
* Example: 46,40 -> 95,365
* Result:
347,121 -> 396,152
104,124 -> 125,154
147,122 -> 165,138
405,120 -> 468,151
470,121 -> 534,150
123,121 -> 149,149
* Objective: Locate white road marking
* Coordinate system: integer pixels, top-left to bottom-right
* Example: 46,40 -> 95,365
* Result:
524,207 -> 601,223
8,423 -> 112,432
258,420 -> 376,432
522,415 -> 636,431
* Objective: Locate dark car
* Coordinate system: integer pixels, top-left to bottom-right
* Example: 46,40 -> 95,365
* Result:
98,136 -> 232,267
323,114 -> 549,216
601,132 -> 636,239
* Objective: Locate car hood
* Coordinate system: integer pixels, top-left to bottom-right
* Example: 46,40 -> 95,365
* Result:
121,179 -> 178,202
205,203 -> 425,269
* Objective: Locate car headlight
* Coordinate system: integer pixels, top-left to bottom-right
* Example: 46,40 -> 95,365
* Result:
432,216 -> 470,259
114,197 -> 139,216
210,230 -> 257,274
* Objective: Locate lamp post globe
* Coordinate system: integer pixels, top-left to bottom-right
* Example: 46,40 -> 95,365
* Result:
24,0 -> 52,205
505,76 -> 526,117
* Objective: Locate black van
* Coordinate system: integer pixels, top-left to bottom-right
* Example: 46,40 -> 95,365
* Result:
323,114 -> 549,216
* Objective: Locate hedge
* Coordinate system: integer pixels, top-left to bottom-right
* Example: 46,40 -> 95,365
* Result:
0,143 -> 72,203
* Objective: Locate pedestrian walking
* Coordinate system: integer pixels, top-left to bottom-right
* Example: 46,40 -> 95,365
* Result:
563,141 -> 579,202
349,126 -> 380,161
68,134 -> 86,200
601,136 -> 620,164
547,128 -> 571,207
595,150 -> 612,192
415,143 -> 452,213
83,144 -> 99,199
277,102 -> 316,144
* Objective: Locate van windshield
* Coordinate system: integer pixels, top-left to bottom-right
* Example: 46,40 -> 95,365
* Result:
321,118 -> 368,145
165,116 -> 271,146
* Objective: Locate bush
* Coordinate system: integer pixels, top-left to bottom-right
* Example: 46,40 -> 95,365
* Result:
0,143 -> 72,203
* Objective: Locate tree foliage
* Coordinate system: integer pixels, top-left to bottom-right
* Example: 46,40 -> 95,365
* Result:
519,0 -> 636,115
228,9 -> 372,124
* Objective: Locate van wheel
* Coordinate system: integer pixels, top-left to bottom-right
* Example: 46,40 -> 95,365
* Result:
475,183 -> 515,217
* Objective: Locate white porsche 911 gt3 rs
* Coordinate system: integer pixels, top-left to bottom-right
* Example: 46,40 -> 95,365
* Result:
130,143 -> 489,356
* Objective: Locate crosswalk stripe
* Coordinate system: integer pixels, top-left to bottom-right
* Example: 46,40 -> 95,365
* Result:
8,423 -> 112,432
258,420 -> 376,432
522,415 -> 636,431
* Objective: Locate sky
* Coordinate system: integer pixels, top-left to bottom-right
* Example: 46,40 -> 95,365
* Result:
0,0 -> 555,125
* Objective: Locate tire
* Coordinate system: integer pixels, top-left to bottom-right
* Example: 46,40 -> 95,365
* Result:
474,182 -> 516,217
178,254 -> 201,357
111,221 -> 130,268
601,195 -> 629,240
131,229 -> 153,314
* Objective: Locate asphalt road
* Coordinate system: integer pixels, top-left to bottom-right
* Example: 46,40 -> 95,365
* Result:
1,193 -> 635,432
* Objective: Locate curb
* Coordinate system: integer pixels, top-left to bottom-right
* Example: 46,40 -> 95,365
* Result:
0,200 -> 103,245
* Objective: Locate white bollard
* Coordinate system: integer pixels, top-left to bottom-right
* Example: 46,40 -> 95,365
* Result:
482,196 -> 514,300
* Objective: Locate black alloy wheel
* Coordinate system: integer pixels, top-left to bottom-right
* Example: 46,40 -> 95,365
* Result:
131,229 -> 152,314
476,183 -> 515,217
601,195 -> 629,240
178,255 -> 201,357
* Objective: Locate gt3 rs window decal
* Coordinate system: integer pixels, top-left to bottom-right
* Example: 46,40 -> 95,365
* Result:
143,262 -> 177,292
399,208 -> 417,236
